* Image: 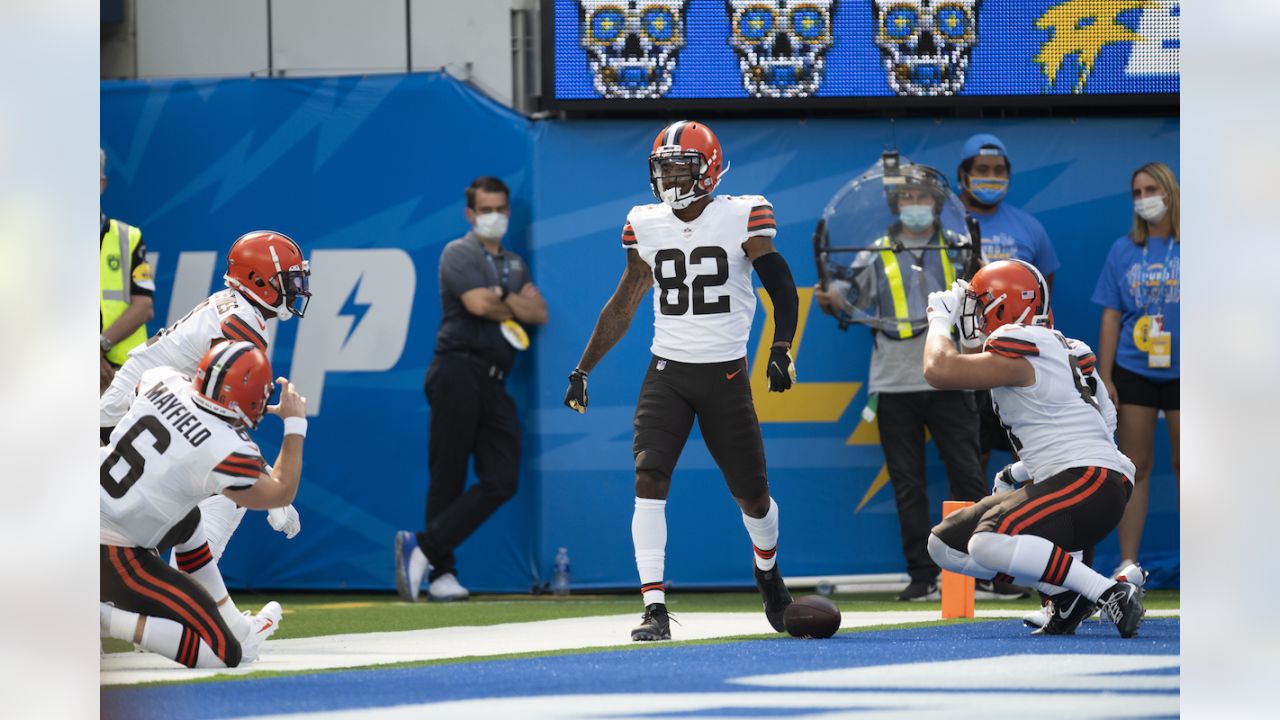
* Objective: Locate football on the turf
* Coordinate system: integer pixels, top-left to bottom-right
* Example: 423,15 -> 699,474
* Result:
784,595 -> 841,638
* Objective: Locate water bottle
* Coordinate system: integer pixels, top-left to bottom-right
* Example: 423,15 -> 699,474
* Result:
552,547 -> 571,596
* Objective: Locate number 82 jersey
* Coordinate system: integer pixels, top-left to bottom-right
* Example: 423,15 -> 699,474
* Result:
623,195 -> 777,364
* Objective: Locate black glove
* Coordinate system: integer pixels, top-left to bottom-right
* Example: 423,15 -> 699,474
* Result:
766,346 -> 795,392
564,368 -> 589,413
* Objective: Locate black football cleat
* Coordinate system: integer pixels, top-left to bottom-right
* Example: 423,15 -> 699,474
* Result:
1032,590 -> 1098,636
754,563 -> 793,632
1097,581 -> 1145,638
631,603 -> 671,642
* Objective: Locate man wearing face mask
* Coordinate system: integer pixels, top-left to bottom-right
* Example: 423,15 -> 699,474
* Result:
395,176 -> 548,603
815,161 -> 999,602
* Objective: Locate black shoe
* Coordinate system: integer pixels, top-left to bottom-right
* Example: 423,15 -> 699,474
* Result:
1097,581 -> 1145,638
1032,590 -> 1097,636
754,563 -> 792,632
975,579 -> 1031,600
631,603 -> 671,641
896,580 -> 940,601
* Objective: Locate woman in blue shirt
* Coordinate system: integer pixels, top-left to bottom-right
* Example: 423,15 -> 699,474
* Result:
1091,162 -> 1180,578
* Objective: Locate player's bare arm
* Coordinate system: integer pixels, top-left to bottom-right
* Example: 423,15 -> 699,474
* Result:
922,330 -> 1035,390
504,282 -> 549,326
225,378 -> 306,510
745,234 -> 799,392
576,248 -> 652,374
460,287 -> 515,322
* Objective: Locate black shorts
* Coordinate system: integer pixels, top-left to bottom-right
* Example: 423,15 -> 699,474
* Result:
1112,363 -> 1179,411
100,544 -> 241,668
633,355 -> 767,500
975,390 -> 1014,455
932,465 -> 1132,553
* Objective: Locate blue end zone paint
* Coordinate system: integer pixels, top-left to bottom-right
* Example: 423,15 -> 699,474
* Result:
103,619 -> 1179,720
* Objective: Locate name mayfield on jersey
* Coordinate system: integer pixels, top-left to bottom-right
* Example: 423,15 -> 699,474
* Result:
623,195 -> 778,363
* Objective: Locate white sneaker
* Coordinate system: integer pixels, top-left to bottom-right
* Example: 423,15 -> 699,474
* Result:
395,530 -> 428,602
239,601 -> 282,664
1022,601 -> 1052,629
427,573 -> 470,602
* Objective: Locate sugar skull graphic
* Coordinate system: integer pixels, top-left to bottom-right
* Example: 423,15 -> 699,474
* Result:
579,0 -> 689,99
727,1 -> 837,98
874,0 -> 980,96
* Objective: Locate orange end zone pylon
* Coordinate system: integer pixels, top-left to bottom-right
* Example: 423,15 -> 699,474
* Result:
940,500 -> 975,619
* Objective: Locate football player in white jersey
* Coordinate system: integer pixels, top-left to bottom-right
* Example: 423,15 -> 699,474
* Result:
920,259 -> 1146,637
563,120 -> 800,641
99,231 -> 310,581
100,341 -> 307,667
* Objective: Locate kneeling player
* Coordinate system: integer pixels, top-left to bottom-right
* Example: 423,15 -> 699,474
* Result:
100,342 -> 307,667
920,260 -> 1145,637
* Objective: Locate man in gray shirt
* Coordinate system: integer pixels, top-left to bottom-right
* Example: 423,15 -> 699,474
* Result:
395,176 -> 548,602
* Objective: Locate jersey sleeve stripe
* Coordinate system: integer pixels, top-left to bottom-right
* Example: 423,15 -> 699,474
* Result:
621,223 -> 637,246
749,205 -> 774,215
991,335 -> 1038,348
747,220 -> 778,232
986,343 -> 1039,358
222,316 -> 267,350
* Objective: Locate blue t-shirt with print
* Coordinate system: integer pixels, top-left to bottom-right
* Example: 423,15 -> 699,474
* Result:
1091,234 -> 1180,381
974,203 -> 1060,276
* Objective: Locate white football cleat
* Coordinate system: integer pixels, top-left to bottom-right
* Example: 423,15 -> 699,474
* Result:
427,573 -> 470,602
239,601 -> 282,664
1023,600 -> 1052,629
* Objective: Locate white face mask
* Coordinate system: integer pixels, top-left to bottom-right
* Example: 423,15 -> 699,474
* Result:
899,205 -> 935,232
1134,196 -> 1167,223
473,212 -> 508,240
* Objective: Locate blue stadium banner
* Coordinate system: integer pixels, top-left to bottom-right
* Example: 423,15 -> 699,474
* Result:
545,0 -> 1180,107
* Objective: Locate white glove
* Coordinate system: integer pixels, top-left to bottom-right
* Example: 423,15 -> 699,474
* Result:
926,288 -> 961,328
992,462 -> 1031,495
267,505 -> 301,539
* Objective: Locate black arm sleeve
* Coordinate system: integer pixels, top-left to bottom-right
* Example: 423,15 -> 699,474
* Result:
752,251 -> 798,345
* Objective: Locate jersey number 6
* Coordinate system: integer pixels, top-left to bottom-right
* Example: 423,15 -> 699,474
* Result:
653,247 -> 730,316
101,415 -> 171,498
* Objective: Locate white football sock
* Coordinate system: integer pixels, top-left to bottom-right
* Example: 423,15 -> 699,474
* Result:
926,533 -> 996,580
971,532 -> 1115,603
741,497 -> 780,571
101,603 -> 140,642
632,497 -> 667,606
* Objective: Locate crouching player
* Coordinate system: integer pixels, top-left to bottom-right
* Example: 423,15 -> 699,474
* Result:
920,260 -> 1145,637
100,342 -> 306,666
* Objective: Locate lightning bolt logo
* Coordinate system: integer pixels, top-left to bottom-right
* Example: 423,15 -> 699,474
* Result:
338,274 -> 372,349
1035,0 -> 1153,93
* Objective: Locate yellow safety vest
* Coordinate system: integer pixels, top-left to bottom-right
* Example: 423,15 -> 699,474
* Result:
876,232 -> 955,339
100,219 -> 148,365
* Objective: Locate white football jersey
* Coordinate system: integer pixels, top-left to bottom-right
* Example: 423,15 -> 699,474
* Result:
101,367 -> 266,548
986,325 -> 1135,482
101,289 -> 270,427
623,195 -> 777,363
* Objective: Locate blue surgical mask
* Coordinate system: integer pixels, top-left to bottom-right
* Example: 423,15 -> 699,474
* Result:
968,176 -> 1008,205
899,205 -> 935,232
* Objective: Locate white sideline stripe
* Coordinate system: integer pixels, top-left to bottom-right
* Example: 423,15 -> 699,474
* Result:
100,609 -> 1179,687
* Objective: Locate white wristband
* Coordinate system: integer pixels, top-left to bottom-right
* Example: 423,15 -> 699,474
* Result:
283,416 -> 308,438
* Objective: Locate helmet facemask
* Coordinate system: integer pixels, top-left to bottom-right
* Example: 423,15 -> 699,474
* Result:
649,147 -> 725,209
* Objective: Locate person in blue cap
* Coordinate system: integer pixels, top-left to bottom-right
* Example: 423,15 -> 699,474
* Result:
957,133 -> 1060,287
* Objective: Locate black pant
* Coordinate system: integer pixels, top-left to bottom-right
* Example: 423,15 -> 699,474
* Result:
933,466 -> 1132,553
101,544 -> 241,668
878,390 -> 986,582
418,353 -> 520,580
632,356 -> 767,500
